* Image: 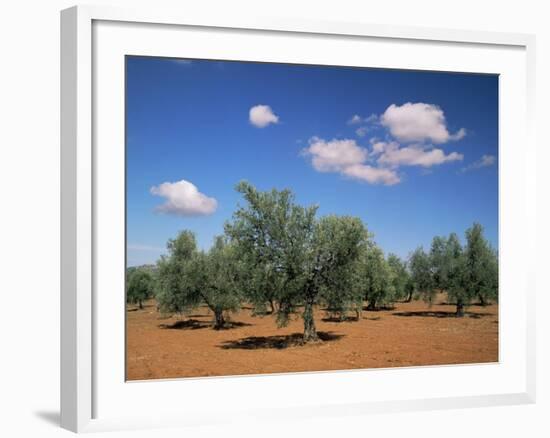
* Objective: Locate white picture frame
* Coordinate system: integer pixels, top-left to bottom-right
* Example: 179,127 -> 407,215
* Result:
60,4 -> 536,433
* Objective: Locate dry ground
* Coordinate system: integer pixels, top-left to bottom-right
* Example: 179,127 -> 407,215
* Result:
126,294 -> 498,380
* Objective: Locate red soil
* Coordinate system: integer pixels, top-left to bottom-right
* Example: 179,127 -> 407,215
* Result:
126,294 -> 498,380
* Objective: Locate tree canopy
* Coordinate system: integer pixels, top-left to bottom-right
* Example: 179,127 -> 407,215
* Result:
127,268 -> 154,309
225,181 -> 368,342
155,230 -> 243,329
426,224 -> 498,316
409,246 -> 434,301
149,182 -> 498,340
463,223 -> 498,307
387,253 -> 410,303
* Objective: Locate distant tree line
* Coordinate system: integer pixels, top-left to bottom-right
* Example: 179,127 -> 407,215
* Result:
126,182 -> 498,343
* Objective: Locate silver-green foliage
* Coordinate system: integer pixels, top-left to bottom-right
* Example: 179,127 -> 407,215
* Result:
225,181 -> 368,341
438,232 -> 468,315
155,230 -> 242,329
155,230 -> 201,316
126,268 -> 154,309
463,223 -> 498,307
387,253 -> 411,303
192,236 -> 243,328
312,215 -> 368,321
409,246 -> 435,301
427,223 -> 498,316
360,244 -> 397,310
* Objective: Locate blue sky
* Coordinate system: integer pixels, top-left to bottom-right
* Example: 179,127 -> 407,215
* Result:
126,56 -> 498,267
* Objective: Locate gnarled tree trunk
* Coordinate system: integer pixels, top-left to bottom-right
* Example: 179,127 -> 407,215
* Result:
302,299 -> 318,343
213,309 -> 225,330
456,299 -> 465,317
269,299 -> 276,315
366,299 -> 376,311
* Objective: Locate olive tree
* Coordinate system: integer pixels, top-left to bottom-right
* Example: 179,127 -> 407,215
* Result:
226,182 -> 367,342
155,230 -> 201,316
440,233 -> 468,316
311,215 -> 368,323
408,247 -> 434,301
156,230 -> 242,329
427,225 -> 498,316
463,223 -> 498,307
361,244 -> 397,310
430,235 -> 450,292
192,236 -> 243,329
225,181 -> 317,333
387,253 -> 410,303
127,268 -> 154,309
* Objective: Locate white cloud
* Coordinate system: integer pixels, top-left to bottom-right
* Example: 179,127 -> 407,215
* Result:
450,128 -> 466,141
305,104 -> 466,185
370,140 -> 399,155
302,137 -> 368,172
150,179 -> 218,217
380,102 -> 465,144
343,164 -> 400,185
302,137 -> 398,185
348,114 -> 378,125
348,114 -> 379,138
460,154 -> 496,173
249,104 -> 279,128
347,114 -> 363,125
377,142 -> 463,168
302,135 -> 463,185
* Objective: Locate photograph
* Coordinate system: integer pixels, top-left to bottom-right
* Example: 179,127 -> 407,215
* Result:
125,56 -> 499,381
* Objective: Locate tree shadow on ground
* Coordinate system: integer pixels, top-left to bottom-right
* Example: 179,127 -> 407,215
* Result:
217,320 -> 253,330
466,312 -> 493,319
392,310 -> 492,319
322,316 -> 359,323
362,305 -> 395,312
127,303 -> 155,312
159,319 -> 253,330
219,331 -> 344,350
249,310 -> 275,317
440,301 -> 494,307
159,319 -> 210,330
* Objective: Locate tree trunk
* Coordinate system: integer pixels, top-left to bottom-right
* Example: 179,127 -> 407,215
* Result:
478,294 -> 487,306
138,300 -> 143,310
456,299 -> 465,317
213,309 -> 225,330
406,290 -> 413,303
355,308 -> 360,321
269,299 -> 276,315
302,299 -> 319,343
367,300 -> 376,311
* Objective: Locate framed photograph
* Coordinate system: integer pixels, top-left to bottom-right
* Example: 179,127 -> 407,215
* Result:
61,5 -> 536,433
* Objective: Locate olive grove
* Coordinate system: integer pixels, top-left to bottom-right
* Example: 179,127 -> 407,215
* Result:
130,182 -> 499,342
